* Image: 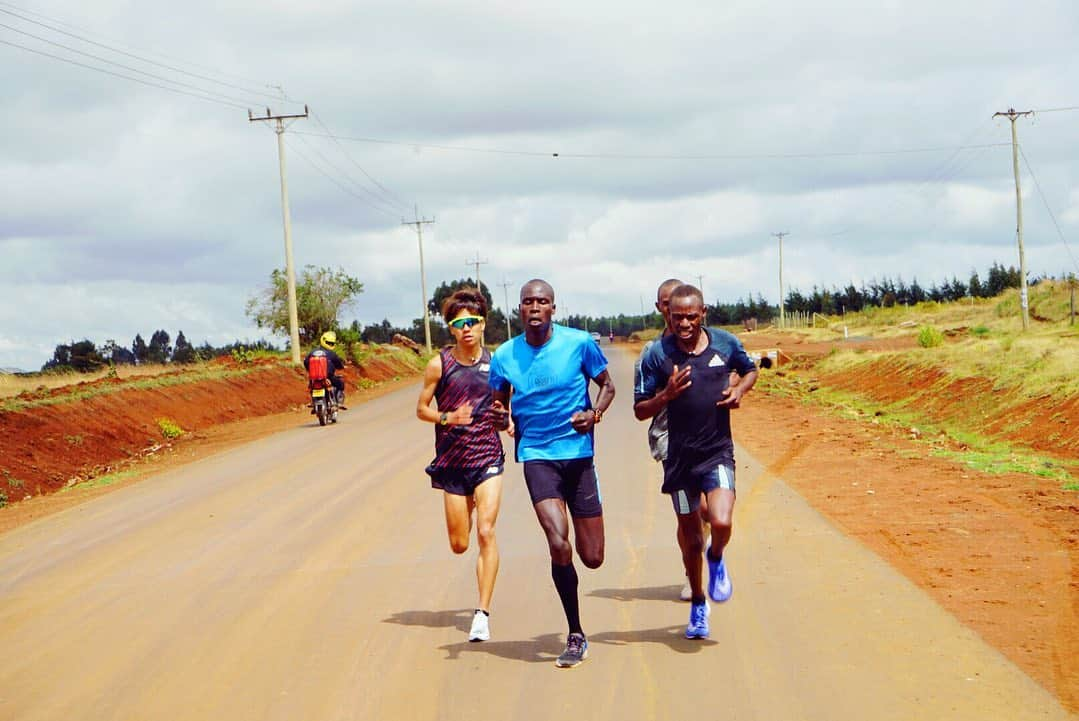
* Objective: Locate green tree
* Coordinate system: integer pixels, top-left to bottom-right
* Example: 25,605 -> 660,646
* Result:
172,331 -> 197,364
147,330 -> 172,364
428,278 -> 494,318
132,334 -> 148,364
246,265 -> 364,344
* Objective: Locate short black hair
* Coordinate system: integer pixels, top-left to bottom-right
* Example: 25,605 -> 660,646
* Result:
669,284 -> 704,306
441,287 -> 487,320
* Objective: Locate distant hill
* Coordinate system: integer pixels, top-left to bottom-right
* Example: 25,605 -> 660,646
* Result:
1,368 -> 28,375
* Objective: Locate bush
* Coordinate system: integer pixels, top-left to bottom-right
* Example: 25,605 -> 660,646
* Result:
971,325 -> 991,338
917,326 -> 945,348
0,490 -> 7,508
156,418 -> 184,439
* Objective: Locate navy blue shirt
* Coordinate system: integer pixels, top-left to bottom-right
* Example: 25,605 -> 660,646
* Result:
635,328 -> 756,476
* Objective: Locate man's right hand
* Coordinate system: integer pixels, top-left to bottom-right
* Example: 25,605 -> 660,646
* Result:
490,400 -> 510,431
661,364 -> 692,402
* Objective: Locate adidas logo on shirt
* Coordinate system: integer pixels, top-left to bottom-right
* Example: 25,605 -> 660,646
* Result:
708,355 -> 725,368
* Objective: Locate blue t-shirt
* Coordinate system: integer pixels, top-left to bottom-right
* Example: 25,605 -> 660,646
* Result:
489,324 -> 608,462
635,327 -> 756,476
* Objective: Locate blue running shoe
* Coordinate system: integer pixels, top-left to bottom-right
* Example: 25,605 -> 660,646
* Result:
555,633 -> 589,668
707,554 -> 732,603
685,600 -> 710,639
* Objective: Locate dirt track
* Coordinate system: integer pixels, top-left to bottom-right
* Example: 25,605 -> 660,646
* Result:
0,348 -> 1071,721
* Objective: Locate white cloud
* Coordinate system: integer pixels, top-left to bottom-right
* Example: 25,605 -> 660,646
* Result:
3,0 -> 1079,367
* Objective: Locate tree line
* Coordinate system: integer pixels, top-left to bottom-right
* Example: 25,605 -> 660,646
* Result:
42,332 -> 279,373
38,260 -> 1038,373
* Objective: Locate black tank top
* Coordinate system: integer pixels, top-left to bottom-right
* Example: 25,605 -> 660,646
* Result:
431,347 -> 504,469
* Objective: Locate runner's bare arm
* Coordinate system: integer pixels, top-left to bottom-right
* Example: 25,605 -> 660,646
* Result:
416,355 -> 475,425
634,364 -> 692,420
570,369 -> 616,433
716,369 -> 758,409
490,388 -> 511,431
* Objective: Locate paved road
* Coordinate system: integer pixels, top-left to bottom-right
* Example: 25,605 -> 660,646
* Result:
0,347 -> 1071,720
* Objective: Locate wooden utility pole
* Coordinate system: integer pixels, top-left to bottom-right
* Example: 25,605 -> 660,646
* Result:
249,105 -> 308,364
695,274 -> 704,301
994,108 -> 1034,330
772,232 -> 790,328
1069,273 -> 1077,326
466,252 -> 489,295
498,278 -> 514,339
402,207 -> 435,352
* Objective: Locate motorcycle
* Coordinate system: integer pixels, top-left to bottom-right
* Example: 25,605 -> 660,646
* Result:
306,353 -> 339,426
310,378 -> 339,426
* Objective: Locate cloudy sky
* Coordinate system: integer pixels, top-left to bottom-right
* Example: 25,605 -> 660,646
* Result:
3,0 -> 1078,369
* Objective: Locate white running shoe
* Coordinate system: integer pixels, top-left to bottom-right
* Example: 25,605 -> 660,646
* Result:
468,610 -> 490,642
679,579 -> 692,601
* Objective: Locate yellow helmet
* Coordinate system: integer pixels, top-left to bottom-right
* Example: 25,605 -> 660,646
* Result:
320,331 -> 337,350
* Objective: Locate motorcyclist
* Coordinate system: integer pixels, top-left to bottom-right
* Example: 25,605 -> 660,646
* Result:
304,331 -> 347,409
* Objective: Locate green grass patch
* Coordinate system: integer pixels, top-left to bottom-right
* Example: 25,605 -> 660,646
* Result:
61,469 -> 140,492
156,418 -> 184,439
917,326 -> 944,348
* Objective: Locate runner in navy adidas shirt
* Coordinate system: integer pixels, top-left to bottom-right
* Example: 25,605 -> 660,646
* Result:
416,288 -> 507,643
488,279 -> 616,668
634,284 -> 757,640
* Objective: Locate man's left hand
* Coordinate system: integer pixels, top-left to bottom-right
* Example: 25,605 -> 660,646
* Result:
716,385 -> 745,409
569,410 -> 596,433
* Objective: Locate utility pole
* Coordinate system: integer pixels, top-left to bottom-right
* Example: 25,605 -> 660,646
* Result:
695,274 -> 704,301
465,252 -> 489,295
249,105 -> 308,364
498,278 -> 514,339
772,232 -> 790,329
402,206 -> 435,352
994,107 -> 1034,330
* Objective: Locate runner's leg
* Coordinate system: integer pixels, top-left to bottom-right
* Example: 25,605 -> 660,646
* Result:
704,487 -> 735,559
676,511 -> 706,599
534,498 -> 583,635
443,492 -> 475,555
473,475 -> 502,611
572,516 -> 604,569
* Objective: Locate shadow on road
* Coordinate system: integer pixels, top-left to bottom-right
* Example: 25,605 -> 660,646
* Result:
589,584 -> 684,603
382,608 -> 473,633
437,625 -> 717,663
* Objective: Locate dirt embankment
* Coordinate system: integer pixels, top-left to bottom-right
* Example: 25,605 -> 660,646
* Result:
731,331 -> 1079,711
0,346 -> 425,501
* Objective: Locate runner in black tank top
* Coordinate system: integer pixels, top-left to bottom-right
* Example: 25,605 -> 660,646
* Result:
415,288 -> 507,642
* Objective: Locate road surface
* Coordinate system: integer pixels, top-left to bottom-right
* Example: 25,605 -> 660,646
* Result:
0,347 -> 1071,720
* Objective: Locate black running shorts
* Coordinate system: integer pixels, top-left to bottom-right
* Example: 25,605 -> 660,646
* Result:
426,463 -> 503,496
664,461 -> 735,515
522,458 -> 603,518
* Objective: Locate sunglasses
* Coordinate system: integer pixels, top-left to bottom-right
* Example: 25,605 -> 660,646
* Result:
449,315 -> 484,330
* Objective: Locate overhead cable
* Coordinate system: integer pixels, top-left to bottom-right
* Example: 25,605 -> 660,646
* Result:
1018,144 -> 1079,274
0,37 -> 247,109
289,130 -> 1010,161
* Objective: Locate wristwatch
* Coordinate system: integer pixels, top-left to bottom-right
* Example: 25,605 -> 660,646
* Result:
592,408 -> 603,424
439,412 -> 449,426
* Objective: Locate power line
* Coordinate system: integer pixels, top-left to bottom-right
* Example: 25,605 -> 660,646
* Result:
285,136 -> 400,221
1017,144 -> 1079,275
290,132 -> 403,219
0,21 -> 268,108
0,1 -> 290,99
0,37 -> 248,109
290,130 -> 1009,161
308,111 -> 412,213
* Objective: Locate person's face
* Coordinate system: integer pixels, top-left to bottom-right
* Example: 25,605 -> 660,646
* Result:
656,284 -> 678,331
519,283 -> 555,329
668,294 -> 704,342
448,311 -> 484,345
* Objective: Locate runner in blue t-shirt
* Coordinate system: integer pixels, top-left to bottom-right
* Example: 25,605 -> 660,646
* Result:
489,279 -> 616,668
634,284 -> 757,641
